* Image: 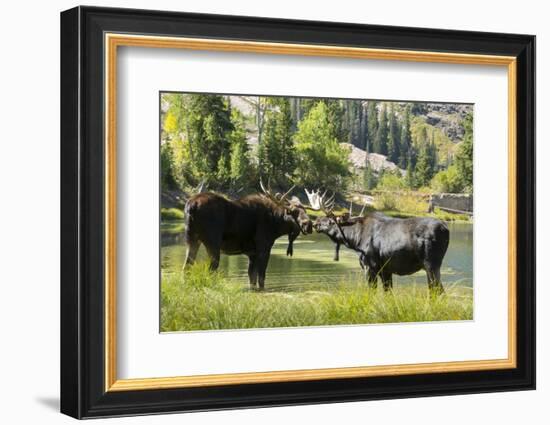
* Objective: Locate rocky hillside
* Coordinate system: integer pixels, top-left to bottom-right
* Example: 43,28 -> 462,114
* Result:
421,103 -> 472,143
342,143 -> 404,175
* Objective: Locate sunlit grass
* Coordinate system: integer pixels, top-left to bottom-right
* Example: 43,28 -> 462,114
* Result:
161,264 -> 473,332
161,207 -> 185,221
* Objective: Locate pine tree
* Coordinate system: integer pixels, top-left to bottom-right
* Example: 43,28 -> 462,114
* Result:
186,94 -> 234,185
428,131 -> 439,175
363,157 -> 377,190
387,104 -> 401,164
415,142 -> 434,187
399,106 -> 412,169
455,112 -> 473,192
325,99 -> 346,143
259,109 -> 281,182
259,98 -> 296,185
405,160 -> 416,189
374,104 -> 388,155
160,141 -> 176,190
229,109 -> 252,187
366,101 -> 378,154
360,103 -> 368,149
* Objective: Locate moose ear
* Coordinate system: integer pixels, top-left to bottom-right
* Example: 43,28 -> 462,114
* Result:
336,213 -> 350,224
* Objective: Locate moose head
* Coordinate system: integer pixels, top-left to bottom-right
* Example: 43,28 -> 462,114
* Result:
305,189 -> 367,234
260,179 -> 313,236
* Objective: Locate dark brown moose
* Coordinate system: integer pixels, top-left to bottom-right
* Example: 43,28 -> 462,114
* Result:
183,181 -> 313,289
306,189 -> 449,294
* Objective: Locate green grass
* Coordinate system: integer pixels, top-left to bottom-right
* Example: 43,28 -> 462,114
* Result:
431,207 -> 471,222
161,207 -> 185,221
161,264 -> 473,332
372,192 -> 471,222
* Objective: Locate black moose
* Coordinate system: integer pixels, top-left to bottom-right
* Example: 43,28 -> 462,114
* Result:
306,189 -> 449,294
183,182 -> 313,289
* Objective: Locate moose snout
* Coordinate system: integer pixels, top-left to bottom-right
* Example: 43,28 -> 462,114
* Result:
313,219 -> 323,232
302,220 -> 313,234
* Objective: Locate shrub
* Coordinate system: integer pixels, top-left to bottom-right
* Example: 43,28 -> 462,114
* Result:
377,171 -> 406,191
160,207 -> 185,221
431,165 -> 463,193
374,192 -> 427,214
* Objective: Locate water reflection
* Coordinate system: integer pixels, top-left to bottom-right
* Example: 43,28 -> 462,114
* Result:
161,221 -> 473,290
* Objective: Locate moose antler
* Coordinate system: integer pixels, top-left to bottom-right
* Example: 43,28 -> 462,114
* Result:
194,179 -> 207,195
304,188 -> 335,215
347,197 -> 367,218
260,178 -> 295,206
181,179 -> 208,202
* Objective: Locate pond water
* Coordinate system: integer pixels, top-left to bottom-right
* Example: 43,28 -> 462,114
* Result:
161,221 -> 473,291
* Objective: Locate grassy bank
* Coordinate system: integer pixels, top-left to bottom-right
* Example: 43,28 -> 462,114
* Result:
372,191 -> 471,222
161,264 -> 473,332
161,207 -> 185,221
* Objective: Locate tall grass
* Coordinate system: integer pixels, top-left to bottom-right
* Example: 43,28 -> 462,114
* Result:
161,264 -> 473,332
373,192 -> 470,222
374,191 -> 428,214
161,207 -> 185,221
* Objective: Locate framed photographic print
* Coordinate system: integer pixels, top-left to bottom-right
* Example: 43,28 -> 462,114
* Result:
60,6 -> 535,419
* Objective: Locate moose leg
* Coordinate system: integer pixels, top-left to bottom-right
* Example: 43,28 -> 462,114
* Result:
204,246 -> 220,271
256,252 -> 271,290
360,254 -> 377,289
287,231 -> 298,257
202,230 -> 222,271
247,255 -> 258,289
367,268 -> 378,289
334,243 -> 341,261
184,240 -> 200,270
425,263 -> 444,295
380,270 -> 393,292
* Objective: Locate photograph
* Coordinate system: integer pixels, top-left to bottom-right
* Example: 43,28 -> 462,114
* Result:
159,92 -> 474,332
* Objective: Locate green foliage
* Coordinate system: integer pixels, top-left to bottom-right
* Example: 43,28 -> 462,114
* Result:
293,102 -> 351,191
363,161 -> 377,190
405,161 -> 417,189
228,109 -> 253,186
160,207 -> 185,221
325,99 -> 348,142
258,98 -> 296,185
411,116 -> 454,166
377,170 -> 406,191
341,99 -> 367,148
415,143 -> 434,187
366,101 -> 378,153
412,126 -> 438,188
399,106 -> 413,169
186,94 -> 234,186
159,93 -> 473,201
387,104 -> 401,164
431,165 -> 463,193
374,191 -> 427,214
373,104 -> 388,155
455,113 -> 473,193
162,93 -> 187,138
432,207 -> 471,222
160,142 -> 177,190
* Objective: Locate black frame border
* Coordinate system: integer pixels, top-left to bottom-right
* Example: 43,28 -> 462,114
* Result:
60,6 -> 535,419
